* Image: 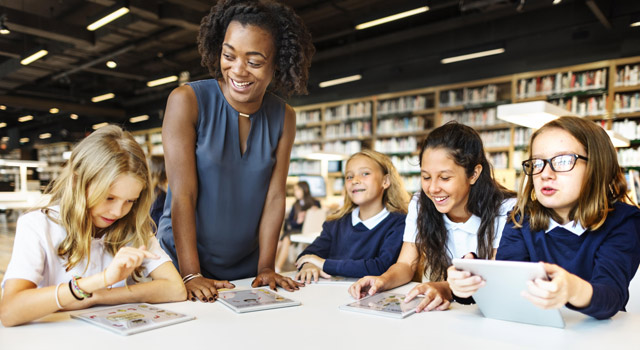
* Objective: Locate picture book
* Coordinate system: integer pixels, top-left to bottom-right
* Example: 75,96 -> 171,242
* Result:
217,288 -> 301,313
71,303 -> 195,336
339,292 -> 423,319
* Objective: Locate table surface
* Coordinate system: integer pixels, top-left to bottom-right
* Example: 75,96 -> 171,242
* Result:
2,273 -> 640,350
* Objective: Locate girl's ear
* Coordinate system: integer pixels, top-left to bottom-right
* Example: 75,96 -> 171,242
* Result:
469,164 -> 483,185
382,174 -> 391,190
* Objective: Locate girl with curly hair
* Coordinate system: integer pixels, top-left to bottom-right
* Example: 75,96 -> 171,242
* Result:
158,0 -> 315,303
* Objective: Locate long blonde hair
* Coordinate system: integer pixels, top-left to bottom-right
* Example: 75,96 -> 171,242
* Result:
41,125 -> 153,273
511,116 -> 631,232
328,149 -> 409,221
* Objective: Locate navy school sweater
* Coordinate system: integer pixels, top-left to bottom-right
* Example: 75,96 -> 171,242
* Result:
297,211 -> 406,278
496,201 -> 640,319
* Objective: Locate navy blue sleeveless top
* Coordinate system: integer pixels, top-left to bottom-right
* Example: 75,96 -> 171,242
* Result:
158,79 -> 286,280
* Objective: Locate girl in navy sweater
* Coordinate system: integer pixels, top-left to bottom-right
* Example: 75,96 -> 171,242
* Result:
294,150 -> 409,283
449,116 -> 640,319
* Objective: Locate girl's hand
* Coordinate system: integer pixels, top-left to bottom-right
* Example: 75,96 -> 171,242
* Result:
185,276 -> 235,302
404,281 -> 452,312
447,265 -> 485,298
349,276 -> 386,300
295,263 -> 331,284
104,246 -> 159,286
295,254 -> 325,270
251,268 -> 303,292
523,262 -> 592,309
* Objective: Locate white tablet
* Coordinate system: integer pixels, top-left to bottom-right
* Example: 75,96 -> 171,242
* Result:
339,292 -> 424,319
217,288 -> 301,313
452,259 -> 565,328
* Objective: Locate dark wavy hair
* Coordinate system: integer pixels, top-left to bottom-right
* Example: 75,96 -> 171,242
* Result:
416,121 -> 515,281
293,181 -> 317,213
197,0 -> 315,98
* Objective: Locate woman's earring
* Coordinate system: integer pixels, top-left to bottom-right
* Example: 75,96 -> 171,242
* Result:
530,190 -> 537,202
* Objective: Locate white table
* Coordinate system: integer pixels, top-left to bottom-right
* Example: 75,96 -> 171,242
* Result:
2,276 -> 640,350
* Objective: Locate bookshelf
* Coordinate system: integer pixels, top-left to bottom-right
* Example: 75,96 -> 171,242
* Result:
35,142 -> 73,186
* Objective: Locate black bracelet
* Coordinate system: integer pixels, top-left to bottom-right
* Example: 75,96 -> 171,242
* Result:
452,294 -> 475,305
68,280 -> 83,301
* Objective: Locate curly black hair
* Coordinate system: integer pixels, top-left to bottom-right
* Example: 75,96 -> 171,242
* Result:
198,0 -> 315,98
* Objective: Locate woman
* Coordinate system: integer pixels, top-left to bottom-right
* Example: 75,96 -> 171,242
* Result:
158,0 -> 314,303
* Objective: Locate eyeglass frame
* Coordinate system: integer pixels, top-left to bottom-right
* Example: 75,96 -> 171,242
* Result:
521,154 -> 589,176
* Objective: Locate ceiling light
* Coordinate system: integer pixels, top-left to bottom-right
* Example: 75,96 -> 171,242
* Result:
18,115 -> 34,122
91,93 -> 115,103
497,101 -> 578,129
20,49 -> 48,65
87,4 -> 130,31
319,74 -> 362,88
49,107 -> 59,114
39,133 -> 52,139
147,75 -> 178,87
129,114 -> 149,123
0,15 -> 9,35
632,21 -> 640,28
92,122 -> 109,130
0,122 -> 6,128
355,6 -> 429,30
1,136 -> 8,142
70,113 -> 79,119
552,0 -> 562,5
19,137 -> 29,144
106,60 -> 117,68
441,48 -> 505,64
0,105 -> 6,110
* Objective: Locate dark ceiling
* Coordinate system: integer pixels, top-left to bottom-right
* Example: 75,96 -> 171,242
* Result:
1,0 -> 640,150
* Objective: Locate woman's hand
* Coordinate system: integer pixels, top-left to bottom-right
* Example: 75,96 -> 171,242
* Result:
184,276 -> 235,302
348,276 -> 387,300
523,262 -> 593,309
252,268 -> 303,292
404,281 -> 452,312
295,263 -> 331,284
104,246 -> 159,287
447,265 -> 485,298
295,254 -> 325,270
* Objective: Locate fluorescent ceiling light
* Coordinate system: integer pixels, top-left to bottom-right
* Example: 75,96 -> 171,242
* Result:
304,152 -> 348,161
497,101 -> 578,129
91,93 -> 115,103
18,115 -> 33,122
441,48 -> 505,64
553,0 -> 562,4
70,113 -> 79,119
319,74 -> 362,88
106,60 -> 117,68
87,6 -> 129,31
20,49 -> 48,65
632,21 -> 640,27
147,75 -> 178,87
39,133 -> 52,139
49,107 -> 59,114
0,122 -> 6,128
355,6 -> 429,30
0,105 -> 6,110
19,137 -> 29,143
605,130 -> 630,148
1,136 -> 8,142
129,114 -> 149,123
92,122 -> 109,130
0,25 -> 9,35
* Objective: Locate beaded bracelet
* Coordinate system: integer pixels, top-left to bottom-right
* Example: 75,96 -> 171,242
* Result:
71,275 -> 93,299
68,280 -> 83,300
182,273 -> 203,284
54,283 -> 63,309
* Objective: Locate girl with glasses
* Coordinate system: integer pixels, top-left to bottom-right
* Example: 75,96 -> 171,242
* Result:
449,116 -> 640,319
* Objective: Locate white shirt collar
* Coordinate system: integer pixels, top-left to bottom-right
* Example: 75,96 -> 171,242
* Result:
443,213 -> 482,235
351,207 -> 390,230
546,218 -> 587,236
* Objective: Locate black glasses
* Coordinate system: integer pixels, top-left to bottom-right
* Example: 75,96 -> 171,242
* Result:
522,154 -> 588,175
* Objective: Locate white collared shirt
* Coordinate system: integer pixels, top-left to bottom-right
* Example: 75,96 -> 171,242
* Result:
403,194 -> 516,260
546,218 -> 587,236
351,207 -> 390,230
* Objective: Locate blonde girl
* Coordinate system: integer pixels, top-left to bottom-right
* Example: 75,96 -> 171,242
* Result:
295,150 -> 409,283
0,125 -> 186,327
450,116 -> 640,319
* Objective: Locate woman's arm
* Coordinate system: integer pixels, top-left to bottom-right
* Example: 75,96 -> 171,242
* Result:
251,105 -> 302,291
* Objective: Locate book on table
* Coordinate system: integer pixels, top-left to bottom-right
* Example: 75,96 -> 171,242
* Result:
217,288 -> 301,313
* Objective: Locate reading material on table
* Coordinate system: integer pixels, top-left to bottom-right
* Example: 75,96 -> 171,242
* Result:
217,288 -> 301,313
298,276 -> 359,284
71,303 -> 195,335
339,292 -> 423,319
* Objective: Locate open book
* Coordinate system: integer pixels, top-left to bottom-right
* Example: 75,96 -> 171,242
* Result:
71,303 -> 194,335
217,288 -> 301,313
339,292 -> 423,319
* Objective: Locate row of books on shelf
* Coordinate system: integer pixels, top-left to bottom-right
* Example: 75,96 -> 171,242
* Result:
374,136 -> 418,154
296,110 -> 321,126
549,95 -> 606,117
439,85 -> 499,107
487,152 -> 509,170
291,144 -> 321,159
616,64 -> 640,87
612,120 -> 640,143
513,128 -> 533,148
289,160 -> 321,175
377,95 -> 430,116
388,155 -> 420,175
325,102 -> 372,121
323,140 -> 362,155
625,169 -> 640,205
614,92 -> 640,114
617,148 -> 640,167
441,108 -> 500,128
402,175 -> 421,193
325,121 -> 372,140
295,127 -> 322,142
516,69 -> 607,99
480,130 -> 511,149
376,117 -> 425,136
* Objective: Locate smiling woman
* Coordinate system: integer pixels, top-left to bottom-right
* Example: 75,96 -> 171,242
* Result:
157,0 -> 315,304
